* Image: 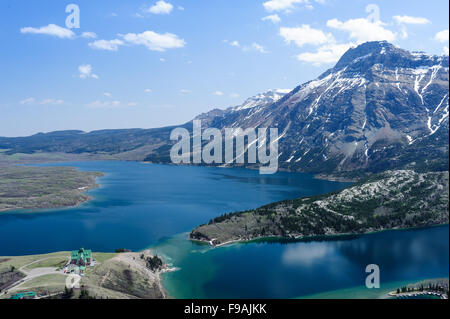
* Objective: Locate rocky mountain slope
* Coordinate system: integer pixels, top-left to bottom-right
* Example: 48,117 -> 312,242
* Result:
190,170 -> 449,246
192,88 -> 290,126
179,41 -> 449,176
1,41 -> 448,177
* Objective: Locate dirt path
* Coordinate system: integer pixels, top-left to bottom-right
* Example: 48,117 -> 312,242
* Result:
112,251 -> 168,299
99,269 -> 111,287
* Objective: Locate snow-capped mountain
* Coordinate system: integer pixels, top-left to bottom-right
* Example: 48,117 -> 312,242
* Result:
231,89 -> 291,111
194,41 -> 449,175
1,41 -> 448,177
193,88 -> 291,126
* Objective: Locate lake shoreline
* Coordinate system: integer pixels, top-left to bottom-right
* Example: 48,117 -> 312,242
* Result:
0,166 -> 105,214
0,178 -> 104,214
1,161 -> 447,299
298,277 -> 449,299
142,160 -> 359,183
190,223 -> 450,248
1,160 -> 350,214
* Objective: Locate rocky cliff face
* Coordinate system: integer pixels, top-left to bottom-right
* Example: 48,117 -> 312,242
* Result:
197,41 -> 449,175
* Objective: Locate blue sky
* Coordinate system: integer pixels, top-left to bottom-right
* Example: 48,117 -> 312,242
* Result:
0,0 -> 448,136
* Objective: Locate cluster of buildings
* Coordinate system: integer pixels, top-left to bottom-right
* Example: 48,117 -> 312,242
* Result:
64,248 -> 95,275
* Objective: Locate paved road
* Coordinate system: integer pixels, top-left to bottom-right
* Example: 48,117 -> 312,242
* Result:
8,257 -> 68,292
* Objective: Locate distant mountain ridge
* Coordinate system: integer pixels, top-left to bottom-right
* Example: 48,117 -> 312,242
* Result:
1,41 -> 448,178
193,88 -> 291,126
231,88 -> 291,111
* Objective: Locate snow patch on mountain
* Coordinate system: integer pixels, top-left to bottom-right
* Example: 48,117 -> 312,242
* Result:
232,89 -> 291,111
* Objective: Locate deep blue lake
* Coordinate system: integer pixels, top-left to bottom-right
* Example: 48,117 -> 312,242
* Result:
154,226 -> 448,298
0,161 -> 448,298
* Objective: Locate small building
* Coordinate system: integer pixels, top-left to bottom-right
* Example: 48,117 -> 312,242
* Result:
10,292 -> 36,299
70,248 -> 92,267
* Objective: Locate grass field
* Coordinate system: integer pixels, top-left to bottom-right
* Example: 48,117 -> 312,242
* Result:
0,166 -> 103,212
0,250 -> 168,299
0,252 -> 70,273
15,274 -> 67,294
24,257 -> 68,271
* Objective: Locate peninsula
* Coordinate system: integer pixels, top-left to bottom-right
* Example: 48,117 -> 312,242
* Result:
0,166 -> 103,213
191,170 -> 449,246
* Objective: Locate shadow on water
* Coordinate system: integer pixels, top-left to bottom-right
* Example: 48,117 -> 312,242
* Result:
241,234 -> 362,246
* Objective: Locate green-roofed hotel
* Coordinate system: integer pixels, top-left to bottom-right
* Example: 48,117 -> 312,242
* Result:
70,248 -> 92,267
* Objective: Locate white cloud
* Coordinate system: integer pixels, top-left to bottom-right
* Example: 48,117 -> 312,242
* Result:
20,24 -> 75,39
145,89 -> 152,93
89,31 -> 186,53
178,6 -> 184,11
81,32 -> 98,39
293,17 -> 396,66
223,40 -> 240,47
399,27 -> 408,40
263,0 -> 310,12
230,93 -> 240,98
327,18 -> 396,43
297,42 -> 355,66
40,98 -> 64,105
393,15 -> 430,25
20,97 -> 64,105
78,64 -> 99,79
262,14 -> 281,24
213,91 -> 224,96
104,92 -> 112,97
86,100 -> 138,108
250,43 -> 268,53
120,31 -> 185,51
87,100 -> 138,108
280,25 -> 333,47
147,1 -> 173,15
180,89 -> 192,94
88,39 -> 124,51
228,40 -> 268,54
86,100 -> 122,108
242,43 -> 268,53
393,15 -> 430,39
19,97 -> 35,105
435,29 -> 449,43
160,58 -> 166,62
436,30 -> 449,55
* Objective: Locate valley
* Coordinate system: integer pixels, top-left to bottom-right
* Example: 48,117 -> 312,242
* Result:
1,41 -> 448,180
0,40 -> 448,299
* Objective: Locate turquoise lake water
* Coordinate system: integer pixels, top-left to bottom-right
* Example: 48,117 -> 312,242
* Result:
0,161 -> 448,298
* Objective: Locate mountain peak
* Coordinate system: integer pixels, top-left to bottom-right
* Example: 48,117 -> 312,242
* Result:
330,41 -> 446,74
232,88 -> 291,111
334,41 -> 401,70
